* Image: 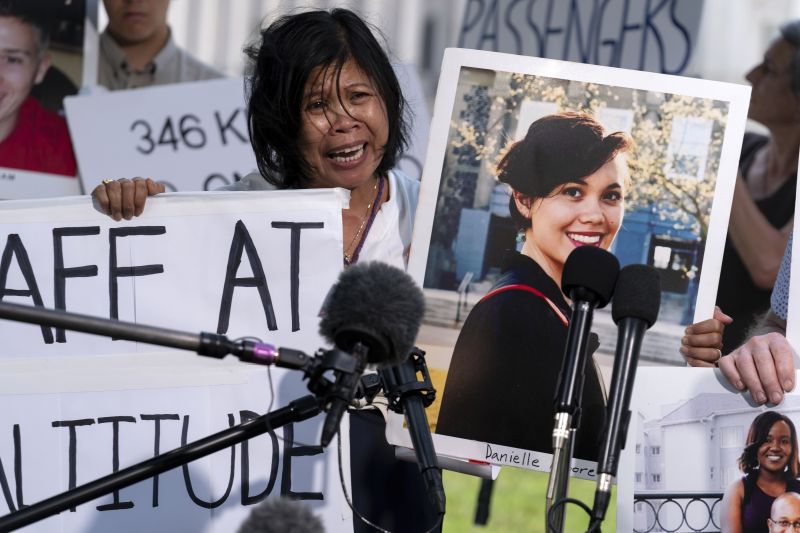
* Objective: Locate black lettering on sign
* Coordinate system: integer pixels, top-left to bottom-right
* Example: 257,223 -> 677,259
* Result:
215,109 -> 247,146
217,220 -> 277,334
52,418 -> 95,512
179,114 -> 207,149
181,414 -> 236,508
157,117 -> 179,151
526,0 -> 545,56
108,227 -> 166,322
96,416 -> 137,511
239,410 -> 279,505
0,234 -> 53,343
458,0 -> 485,47
0,425 -> 24,513
458,0 -> 693,75
665,0 -> 691,74
203,170 -> 247,191
53,227 -> 100,343
541,0 -> 564,57
280,423 -> 323,501
140,414 -> 180,507
563,0 -> 597,63
131,119 -> 155,155
271,222 -> 324,332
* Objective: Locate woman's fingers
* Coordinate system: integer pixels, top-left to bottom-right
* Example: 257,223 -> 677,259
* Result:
91,177 -> 163,220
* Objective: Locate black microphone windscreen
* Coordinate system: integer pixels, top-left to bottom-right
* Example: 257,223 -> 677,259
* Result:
319,261 -> 425,367
561,246 -> 619,308
612,264 -> 661,327
237,497 -> 324,533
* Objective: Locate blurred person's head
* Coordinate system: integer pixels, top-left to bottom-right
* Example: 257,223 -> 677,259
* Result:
103,0 -> 170,47
0,1 -> 50,138
739,411 -> 799,479
746,20 -> 800,128
769,491 -> 800,532
498,112 -> 633,285
237,497 -> 324,533
245,8 -> 407,190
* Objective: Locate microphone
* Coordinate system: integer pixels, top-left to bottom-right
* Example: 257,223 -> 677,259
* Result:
592,264 -> 660,523
379,348 -> 446,515
237,497 -> 324,533
547,246 -> 618,533
317,261 -> 425,446
553,246 -> 619,432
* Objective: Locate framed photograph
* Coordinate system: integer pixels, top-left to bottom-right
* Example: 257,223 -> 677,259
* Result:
388,48 -> 751,473
616,367 -> 800,533
0,0 -> 88,197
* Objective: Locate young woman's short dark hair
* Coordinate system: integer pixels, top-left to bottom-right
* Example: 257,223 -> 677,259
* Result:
498,112 -> 633,230
739,411 -> 799,478
245,8 -> 408,189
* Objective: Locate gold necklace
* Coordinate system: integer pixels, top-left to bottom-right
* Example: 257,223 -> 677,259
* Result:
343,176 -> 382,264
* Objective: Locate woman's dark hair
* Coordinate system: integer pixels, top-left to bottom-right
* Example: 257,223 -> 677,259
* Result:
738,411 -> 799,478
498,112 -> 633,230
245,8 -> 408,189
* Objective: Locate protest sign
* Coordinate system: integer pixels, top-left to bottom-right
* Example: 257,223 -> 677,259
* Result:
65,79 -> 257,193
456,0 -> 703,75
0,191 -> 358,531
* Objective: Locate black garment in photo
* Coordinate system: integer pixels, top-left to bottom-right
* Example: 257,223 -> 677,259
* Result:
436,252 -> 606,461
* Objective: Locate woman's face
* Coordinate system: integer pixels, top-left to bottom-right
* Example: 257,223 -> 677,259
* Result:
298,58 -> 389,190
758,420 -> 793,474
517,153 -> 628,282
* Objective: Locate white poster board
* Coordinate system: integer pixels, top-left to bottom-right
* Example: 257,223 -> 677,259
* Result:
0,191 -> 358,532
390,47 -> 750,477
65,79 -> 258,193
0,169 -> 81,200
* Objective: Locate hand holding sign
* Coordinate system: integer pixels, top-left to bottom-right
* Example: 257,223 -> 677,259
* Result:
92,178 -> 166,221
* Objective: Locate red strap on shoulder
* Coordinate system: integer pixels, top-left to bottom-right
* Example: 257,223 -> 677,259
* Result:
480,283 -> 569,327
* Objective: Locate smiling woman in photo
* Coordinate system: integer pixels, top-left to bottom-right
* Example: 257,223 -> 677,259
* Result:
435,112 -> 632,460
722,411 -> 800,533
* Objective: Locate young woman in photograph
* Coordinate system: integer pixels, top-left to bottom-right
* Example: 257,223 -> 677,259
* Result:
722,411 -> 800,533
436,112 -> 633,460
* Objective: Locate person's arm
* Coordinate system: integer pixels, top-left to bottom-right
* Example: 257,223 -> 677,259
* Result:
681,306 -> 733,366
728,173 -> 793,289
92,177 -> 164,220
718,310 -> 793,405
720,479 -> 744,533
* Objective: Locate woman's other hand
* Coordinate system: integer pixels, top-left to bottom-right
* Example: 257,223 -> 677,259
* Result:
680,306 -> 733,367
92,178 -> 165,221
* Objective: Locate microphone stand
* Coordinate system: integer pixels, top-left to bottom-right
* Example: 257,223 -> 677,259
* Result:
0,395 -> 322,532
0,301 -> 366,531
546,295 -> 596,533
356,347 -> 445,516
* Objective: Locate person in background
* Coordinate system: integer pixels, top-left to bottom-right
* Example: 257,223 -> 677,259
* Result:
99,0 -> 222,90
0,0 -> 76,176
721,411 -> 800,533
768,491 -> 800,533
92,8 -> 439,532
686,20 -> 800,359
710,20 -> 800,354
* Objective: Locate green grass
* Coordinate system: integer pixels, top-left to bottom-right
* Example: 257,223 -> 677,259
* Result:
442,468 -> 616,532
